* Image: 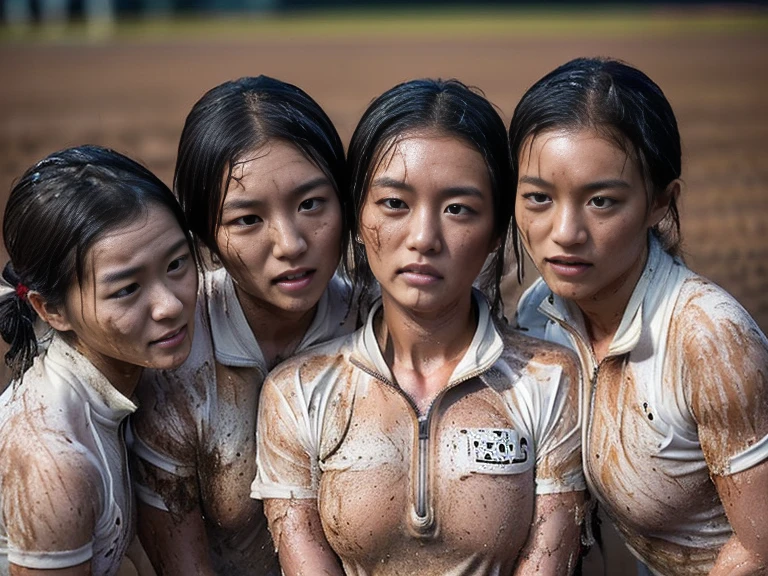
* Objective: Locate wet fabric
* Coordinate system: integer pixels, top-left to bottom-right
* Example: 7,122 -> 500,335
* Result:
0,336 -> 137,575
517,234 -> 768,576
131,268 -> 355,576
251,293 -> 584,575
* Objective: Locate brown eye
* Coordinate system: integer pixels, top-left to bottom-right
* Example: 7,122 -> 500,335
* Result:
383,198 -> 407,210
299,198 -> 324,212
588,196 -> 616,209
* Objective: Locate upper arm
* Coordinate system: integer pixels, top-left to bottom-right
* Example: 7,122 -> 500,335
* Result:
526,345 -> 584,494
251,370 -> 319,501
681,293 -> 768,476
263,499 -> 343,576
713,460 -> 768,564
513,491 -> 585,576
131,370 -> 202,516
678,289 -> 768,566
2,441 -> 101,570
136,501 -> 215,576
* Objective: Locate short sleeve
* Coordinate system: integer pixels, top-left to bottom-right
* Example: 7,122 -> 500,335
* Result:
251,364 -> 321,501
1,434 -> 101,569
131,367 -> 203,514
500,335 -> 585,495
677,282 -> 768,476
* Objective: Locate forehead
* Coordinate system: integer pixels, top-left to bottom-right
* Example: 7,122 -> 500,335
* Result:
519,127 -> 640,177
226,141 -> 325,195
372,131 -> 487,179
82,206 -> 181,274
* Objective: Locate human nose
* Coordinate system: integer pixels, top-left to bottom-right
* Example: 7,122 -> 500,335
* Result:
271,216 -> 308,260
150,283 -> 184,322
406,206 -> 442,254
550,203 -> 588,247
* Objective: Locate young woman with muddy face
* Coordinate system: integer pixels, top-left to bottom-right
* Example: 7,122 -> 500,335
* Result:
0,145 -> 197,576
251,78 -> 585,576
130,76 -> 354,576
512,57 -> 768,576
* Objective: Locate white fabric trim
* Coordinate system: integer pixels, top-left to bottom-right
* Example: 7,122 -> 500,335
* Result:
7,541 -> 93,569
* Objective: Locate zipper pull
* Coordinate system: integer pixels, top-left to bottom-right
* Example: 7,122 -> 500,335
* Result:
591,365 -> 600,388
418,417 -> 429,440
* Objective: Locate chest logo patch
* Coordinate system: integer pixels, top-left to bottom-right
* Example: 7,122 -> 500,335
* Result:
456,428 -> 533,475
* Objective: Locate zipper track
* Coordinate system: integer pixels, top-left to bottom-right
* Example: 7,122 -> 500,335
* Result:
350,357 -> 494,531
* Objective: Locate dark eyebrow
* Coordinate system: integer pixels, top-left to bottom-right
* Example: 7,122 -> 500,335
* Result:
100,237 -> 189,284
519,175 -> 632,193
518,175 -> 553,188
222,176 -> 332,213
371,177 -> 485,199
582,179 -> 632,192
371,176 -> 413,192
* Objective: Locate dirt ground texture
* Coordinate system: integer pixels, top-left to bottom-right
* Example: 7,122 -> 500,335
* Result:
0,11 -> 766,575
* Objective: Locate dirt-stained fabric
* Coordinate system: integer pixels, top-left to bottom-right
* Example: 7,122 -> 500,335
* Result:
517,234 -> 768,576
0,335 -> 137,575
131,268 -> 355,576
251,293 -> 584,576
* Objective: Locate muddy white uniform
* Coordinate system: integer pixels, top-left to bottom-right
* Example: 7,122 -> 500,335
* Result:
517,235 -> 768,576
0,336 -> 137,575
251,293 -> 584,575
131,267 -> 355,576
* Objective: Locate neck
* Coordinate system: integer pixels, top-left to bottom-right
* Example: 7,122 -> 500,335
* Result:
235,285 -> 317,369
378,292 -> 477,376
66,335 -> 141,398
575,244 -> 649,363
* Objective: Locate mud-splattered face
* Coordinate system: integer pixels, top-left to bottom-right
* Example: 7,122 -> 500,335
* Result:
360,132 -> 497,315
216,140 -> 342,315
56,205 -> 197,381
515,128 -> 668,307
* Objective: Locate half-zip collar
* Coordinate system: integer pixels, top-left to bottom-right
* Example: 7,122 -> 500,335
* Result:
536,234 -> 673,362
351,289 -> 505,390
208,268 -> 349,369
43,335 -> 137,426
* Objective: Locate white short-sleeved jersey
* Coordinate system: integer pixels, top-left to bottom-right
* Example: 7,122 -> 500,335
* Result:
517,235 -> 768,576
251,293 -> 584,576
0,336 -> 138,575
131,268 -> 355,575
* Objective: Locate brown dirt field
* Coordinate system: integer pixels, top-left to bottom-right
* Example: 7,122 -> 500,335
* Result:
0,13 -> 766,575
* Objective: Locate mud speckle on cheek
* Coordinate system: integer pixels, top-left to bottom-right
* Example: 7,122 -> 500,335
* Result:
361,221 -> 382,255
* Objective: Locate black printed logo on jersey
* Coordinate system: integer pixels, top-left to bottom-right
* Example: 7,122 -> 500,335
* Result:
464,428 -> 529,465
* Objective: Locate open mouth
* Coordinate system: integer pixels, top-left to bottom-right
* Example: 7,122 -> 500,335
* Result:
273,269 -> 316,291
151,325 -> 187,347
545,257 -> 592,277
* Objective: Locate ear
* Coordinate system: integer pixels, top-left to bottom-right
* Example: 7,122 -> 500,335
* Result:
27,292 -> 73,332
649,179 -> 681,227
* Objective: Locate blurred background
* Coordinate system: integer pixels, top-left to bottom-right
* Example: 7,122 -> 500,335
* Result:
1,2 -> 767,573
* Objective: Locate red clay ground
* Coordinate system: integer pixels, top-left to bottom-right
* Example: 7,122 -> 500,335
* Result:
0,11 -> 766,575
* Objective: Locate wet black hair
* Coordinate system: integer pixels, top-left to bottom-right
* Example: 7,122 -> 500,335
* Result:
1,144 -> 194,380
174,75 -> 348,269
347,78 -> 514,315
509,56 -> 682,277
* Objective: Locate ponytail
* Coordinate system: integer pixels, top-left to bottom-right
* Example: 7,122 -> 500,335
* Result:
0,262 -> 39,380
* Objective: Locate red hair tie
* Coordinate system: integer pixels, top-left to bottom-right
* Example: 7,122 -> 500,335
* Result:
15,283 -> 29,300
